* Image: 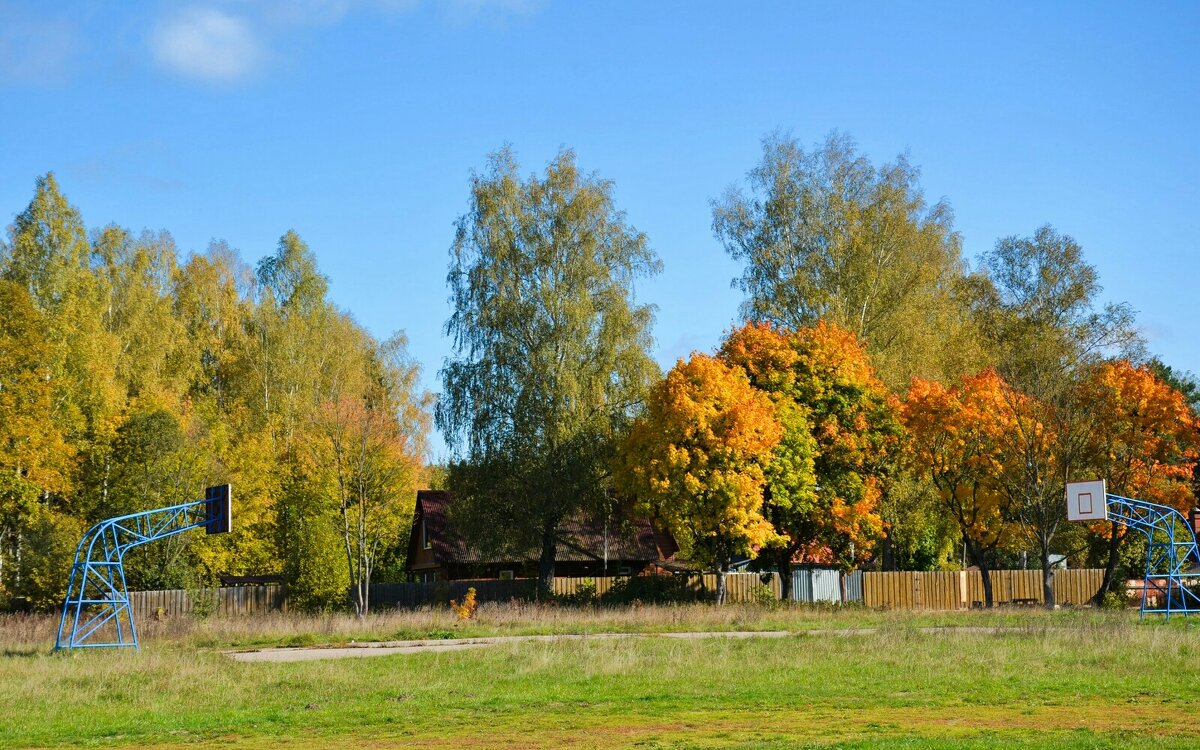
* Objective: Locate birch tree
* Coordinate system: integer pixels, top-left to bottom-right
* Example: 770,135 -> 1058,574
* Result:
439,147 -> 660,596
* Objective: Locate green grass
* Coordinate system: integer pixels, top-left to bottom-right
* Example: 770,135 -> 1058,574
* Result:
4,605 -> 1200,748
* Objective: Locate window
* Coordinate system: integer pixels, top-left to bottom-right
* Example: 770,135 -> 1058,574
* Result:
499,570 -> 514,580
421,519 -> 431,550
618,566 -> 632,576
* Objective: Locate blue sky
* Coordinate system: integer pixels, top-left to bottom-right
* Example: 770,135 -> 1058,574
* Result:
2,1 -> 1198,459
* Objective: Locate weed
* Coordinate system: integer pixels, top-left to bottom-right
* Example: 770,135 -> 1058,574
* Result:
450,587 -> 478,623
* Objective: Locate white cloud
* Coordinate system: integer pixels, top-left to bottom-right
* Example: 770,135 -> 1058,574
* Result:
146,0 -> 543,84
151,7 -> 266,82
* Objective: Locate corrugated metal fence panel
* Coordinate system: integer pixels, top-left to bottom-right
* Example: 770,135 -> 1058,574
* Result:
812,569 -> 841,603
843,570 -> 862,602
792,571 -> 811,602
791,570 -> 841,603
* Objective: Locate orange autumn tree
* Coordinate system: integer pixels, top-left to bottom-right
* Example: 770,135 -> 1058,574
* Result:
1078,360 -> 1200,599
616,353 -> 781,604
719,321 -> 899,598
787,322 -> 901,566
903,370 -> 1020,607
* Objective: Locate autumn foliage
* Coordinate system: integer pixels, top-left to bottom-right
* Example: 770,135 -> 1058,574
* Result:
903,371 -> 1019,570
721,321 -> 899,572
617,353 -> 781,591
1078,361 -> 1200,513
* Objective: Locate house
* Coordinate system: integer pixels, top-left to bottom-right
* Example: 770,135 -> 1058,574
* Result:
405,490 -> 678,582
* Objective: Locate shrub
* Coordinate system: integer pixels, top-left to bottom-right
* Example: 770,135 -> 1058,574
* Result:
557,578 -> 598,606
189,587 -> 219,620
1101,590 -> 1127,610
451,587 -> 478,622
750,582 -> 779,608
601,575 -> 711,605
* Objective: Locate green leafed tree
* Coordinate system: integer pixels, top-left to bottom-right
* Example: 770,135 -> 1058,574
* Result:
438,146 -> 661,596
712,131 -> 983,389
2,173 -> 91,315
975,225 -> 1143,607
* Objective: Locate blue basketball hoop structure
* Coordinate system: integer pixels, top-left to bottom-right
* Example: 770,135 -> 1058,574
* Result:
55,485 -> 231,650
1071,479 -> 1200,620
1104,493 -> 1200,620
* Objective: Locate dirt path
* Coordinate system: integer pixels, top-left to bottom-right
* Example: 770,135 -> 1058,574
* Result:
225,626 -> 1007,662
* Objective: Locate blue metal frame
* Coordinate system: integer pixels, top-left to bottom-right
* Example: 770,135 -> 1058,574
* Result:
1105,493 -> 1200,620
55,487 -> 228,650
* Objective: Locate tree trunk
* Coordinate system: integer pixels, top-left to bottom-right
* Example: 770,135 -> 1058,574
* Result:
966,539 -> 994,608
537,522 -> 556,600
1040,544 -> 1055,609
715,560 -> 729,605
354,573 -> 369,619
777,548 -> 794,602
979,564 -> 993,608
881,528 -> 896,571
1093,520 -> 1123,605
13,527 -> 22,591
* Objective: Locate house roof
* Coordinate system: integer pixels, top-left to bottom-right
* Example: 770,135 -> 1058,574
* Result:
409,490 -> 678,568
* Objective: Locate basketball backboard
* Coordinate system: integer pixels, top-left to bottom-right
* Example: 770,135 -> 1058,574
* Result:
1066,479 -> 1107,522
205,484 -> 232,534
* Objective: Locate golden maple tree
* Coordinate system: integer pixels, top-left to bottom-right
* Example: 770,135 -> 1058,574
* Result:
903,369 -> 1021,606
616,353 -> 781,603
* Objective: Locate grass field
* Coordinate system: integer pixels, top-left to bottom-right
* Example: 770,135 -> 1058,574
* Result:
4,604 -> 1200,748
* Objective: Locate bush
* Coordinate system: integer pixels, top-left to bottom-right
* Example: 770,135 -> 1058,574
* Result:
189,587 -> 219,620
557,578 -> 598,606
1101,590 -> 1127,610
450,587 -> 478,622
600,575 -> 711,605
750,583 -> 779,608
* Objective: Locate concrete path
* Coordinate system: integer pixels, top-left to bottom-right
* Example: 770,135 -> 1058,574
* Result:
224,626 -> 1008,663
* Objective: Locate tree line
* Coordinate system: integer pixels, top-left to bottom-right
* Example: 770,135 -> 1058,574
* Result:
0,174 -> 430,614
3,131 -> 1197,613
439,134 -> 1199,607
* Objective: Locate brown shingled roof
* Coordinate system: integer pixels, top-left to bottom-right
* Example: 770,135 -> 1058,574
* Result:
413,489 -> 677,566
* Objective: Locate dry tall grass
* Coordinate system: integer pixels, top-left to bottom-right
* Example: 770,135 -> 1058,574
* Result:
0,600 -> 1135,652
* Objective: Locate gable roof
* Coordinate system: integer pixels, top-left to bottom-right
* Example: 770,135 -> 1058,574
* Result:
409,490 -> 677,567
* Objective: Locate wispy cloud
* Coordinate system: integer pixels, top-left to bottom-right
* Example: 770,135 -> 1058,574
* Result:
0,4 -> 79,85
4,0 -> 546,88
151,7 -> 266,83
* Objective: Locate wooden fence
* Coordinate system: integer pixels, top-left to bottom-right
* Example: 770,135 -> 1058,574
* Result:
125,569 -> 1104,621
550,572 -> 780,601
862,569 -> 1104,609
127,573 -> 780,620
129,585 -> 287,620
